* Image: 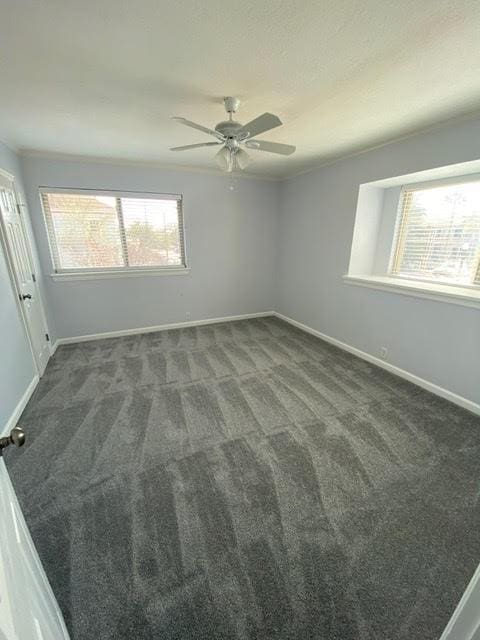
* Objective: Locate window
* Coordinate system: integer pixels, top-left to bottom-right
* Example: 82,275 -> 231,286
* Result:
41,189 -> 186,274
390,180 -> 480,288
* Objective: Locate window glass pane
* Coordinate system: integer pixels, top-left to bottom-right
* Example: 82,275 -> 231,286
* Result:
45,194 -> 123,269
122,198 -> 183,267
42,191 -> 185,272
392,181 -> 480,286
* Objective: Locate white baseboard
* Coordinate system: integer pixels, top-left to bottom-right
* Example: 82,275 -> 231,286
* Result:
274,311 -> 480,417
41,308 -> 480,416
55,311 -> 275,346
439,561 -> 480,640
1,375 -> 39,438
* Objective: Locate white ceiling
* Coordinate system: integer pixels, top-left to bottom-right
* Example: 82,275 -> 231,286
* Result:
1,0 -> 480,178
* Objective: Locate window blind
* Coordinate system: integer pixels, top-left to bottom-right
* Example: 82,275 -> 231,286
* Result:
390,180 -> 480,287
41,190 -> 186,273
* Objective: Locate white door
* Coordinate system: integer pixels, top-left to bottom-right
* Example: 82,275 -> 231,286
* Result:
0,171 -> 50,375
0,458 -> 70,640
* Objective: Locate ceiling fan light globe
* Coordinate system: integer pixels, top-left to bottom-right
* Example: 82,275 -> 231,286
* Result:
235,148 -> 251,170
215,146 -> 232,171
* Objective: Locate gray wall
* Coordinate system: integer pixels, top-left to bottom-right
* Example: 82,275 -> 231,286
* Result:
0,142 -> 37,433
21,156 -> 279,339
277,117 -> 480,406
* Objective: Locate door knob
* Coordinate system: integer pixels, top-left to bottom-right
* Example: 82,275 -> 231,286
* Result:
21,293 -> 32,300
0,426 -> 26,454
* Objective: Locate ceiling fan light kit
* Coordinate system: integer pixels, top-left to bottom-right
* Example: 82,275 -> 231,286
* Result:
171,97 -> 296,172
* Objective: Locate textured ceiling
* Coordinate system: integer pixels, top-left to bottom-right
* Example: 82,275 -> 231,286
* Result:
1,0 -> 480,177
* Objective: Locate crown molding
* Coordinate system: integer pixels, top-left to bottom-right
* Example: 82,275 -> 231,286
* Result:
19,149 -> 281,182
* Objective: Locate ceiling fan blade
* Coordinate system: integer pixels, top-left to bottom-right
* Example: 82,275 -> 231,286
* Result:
215,147 -> 233,172
238,113 -> 282,139
235,148 -> 251,170
170,142 -> 222,151
172,117 -> 224,140
245,139 -> 296,155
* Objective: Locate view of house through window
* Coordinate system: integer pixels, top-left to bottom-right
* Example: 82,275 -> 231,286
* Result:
390,179 -> 480,287
41,190 -> 185,272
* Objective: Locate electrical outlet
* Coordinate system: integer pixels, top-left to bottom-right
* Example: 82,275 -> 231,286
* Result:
185,312 -> 191,320
380,347 -> 388,359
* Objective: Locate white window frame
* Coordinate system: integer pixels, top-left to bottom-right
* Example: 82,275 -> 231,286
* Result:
387,175 -> 480,290
39,187 -> 189,281
344,169 -> 480,309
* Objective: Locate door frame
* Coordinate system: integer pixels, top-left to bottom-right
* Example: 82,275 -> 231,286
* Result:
0,166 -> 52,376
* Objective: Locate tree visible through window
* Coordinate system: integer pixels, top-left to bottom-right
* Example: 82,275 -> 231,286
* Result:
41,191 -> 185,272
390,180 -> 480,287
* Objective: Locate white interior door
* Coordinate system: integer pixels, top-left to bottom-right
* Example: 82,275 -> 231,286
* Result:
0,171 -> 50,375
0,459 -> 70,640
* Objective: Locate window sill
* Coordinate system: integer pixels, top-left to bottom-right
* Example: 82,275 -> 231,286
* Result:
50,268 -> 190,282
343,275 -> 480,309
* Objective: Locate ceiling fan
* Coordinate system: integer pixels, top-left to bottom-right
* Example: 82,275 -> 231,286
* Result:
170,97 -> 295,172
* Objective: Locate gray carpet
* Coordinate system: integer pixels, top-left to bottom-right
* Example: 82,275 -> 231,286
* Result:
5,316 -> 480,640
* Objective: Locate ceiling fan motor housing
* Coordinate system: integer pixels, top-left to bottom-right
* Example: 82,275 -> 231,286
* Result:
215,120 -> 243,144
215,97 -> 247,146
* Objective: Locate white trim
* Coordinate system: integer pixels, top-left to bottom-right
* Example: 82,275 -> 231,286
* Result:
53,308 -> 480,415
41,188 -> 187,279
50,267 -> 190,281
20,150 -> 281,182
0,169 -> 51,376
273,311 -> 480,416
399,171 -> 480,193
1,375 -> 39,438
343,275 -> 480,310
0,166 -> 15,185
439,561 -> 480,640
39,186 -> 182,200
364,158 -> 480,190
285,111 -> 480,180
387,185 -> 408,274
55,311 -> 274,345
